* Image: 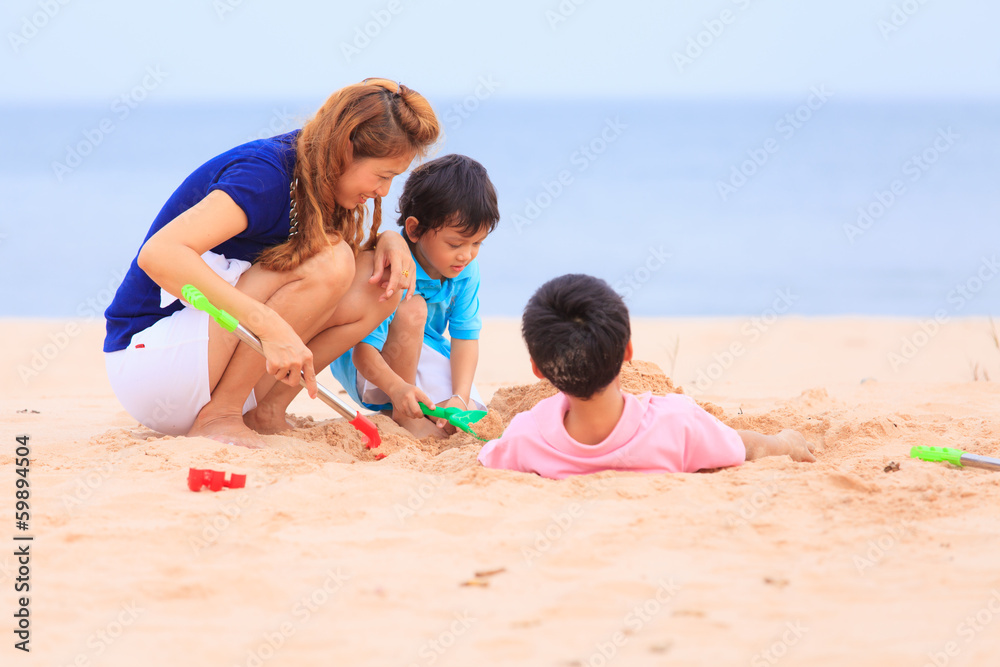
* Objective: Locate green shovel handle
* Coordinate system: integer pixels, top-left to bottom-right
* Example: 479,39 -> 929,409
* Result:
181,284 -> 238,333
910,446 -> 964,466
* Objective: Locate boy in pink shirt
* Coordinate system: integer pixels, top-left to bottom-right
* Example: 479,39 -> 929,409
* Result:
478,274 -> 815,479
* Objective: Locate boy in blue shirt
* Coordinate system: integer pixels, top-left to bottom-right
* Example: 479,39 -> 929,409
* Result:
330,154 -> 500,437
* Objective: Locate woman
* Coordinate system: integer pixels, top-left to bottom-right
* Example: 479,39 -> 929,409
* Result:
104,78 -> 440,448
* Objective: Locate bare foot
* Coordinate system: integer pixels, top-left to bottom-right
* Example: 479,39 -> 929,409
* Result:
393,411 -> 447,439
189,405 -> 267,449
243,404 -> 294,435
775,429 -> 817,462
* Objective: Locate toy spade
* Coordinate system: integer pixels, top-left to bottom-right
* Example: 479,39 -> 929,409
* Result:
420,403 -> 488,441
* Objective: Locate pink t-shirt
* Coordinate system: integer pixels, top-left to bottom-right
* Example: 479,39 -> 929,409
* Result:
477,391 -> 745,479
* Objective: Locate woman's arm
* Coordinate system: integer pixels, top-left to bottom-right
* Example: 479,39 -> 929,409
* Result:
139,191 -> 262,320
138,189 -> 316,394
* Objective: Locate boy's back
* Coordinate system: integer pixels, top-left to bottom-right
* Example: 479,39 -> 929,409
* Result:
478,390 -> 745,479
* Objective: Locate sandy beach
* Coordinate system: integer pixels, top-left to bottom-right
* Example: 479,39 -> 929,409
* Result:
3,315 -> 1000,666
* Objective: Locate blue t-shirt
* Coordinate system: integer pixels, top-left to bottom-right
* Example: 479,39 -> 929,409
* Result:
362,258 -> 482,356
329,258 -> 482,408
103,131 -> 299,352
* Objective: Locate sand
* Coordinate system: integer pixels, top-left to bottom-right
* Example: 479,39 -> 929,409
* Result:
3,316 -> 1000,666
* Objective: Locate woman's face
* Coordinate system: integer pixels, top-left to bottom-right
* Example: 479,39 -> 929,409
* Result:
333,151 -> 415,209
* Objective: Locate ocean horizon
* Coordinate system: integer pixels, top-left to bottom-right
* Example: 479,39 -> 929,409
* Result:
2,96 -> 998,318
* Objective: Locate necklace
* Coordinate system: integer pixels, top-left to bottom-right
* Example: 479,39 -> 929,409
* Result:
288,177 -> 300,237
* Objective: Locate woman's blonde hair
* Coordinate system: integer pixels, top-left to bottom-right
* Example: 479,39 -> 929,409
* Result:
258,80 -> 439,271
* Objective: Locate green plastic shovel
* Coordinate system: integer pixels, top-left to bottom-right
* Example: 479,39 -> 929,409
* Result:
420,403 -> 488,441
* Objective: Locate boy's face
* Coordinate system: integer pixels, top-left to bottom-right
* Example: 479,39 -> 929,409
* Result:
405,217 -> 489,280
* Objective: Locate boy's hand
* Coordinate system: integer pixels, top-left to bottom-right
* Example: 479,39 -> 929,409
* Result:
433,396 -> 469,434
388,382 -> 435,420
773,429 -> 817,462
738,429 -> 817,462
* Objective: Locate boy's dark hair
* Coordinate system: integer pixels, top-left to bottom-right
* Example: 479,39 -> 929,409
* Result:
522,274 -> 631,399
396,154 -> 499,243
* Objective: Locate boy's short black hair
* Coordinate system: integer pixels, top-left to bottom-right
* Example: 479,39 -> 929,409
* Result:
396,154 -> 499,243
522,274 -> 631,399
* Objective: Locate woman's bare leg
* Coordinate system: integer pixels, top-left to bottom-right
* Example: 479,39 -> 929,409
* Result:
245,250 -> 403,433
187,242 -> 356,448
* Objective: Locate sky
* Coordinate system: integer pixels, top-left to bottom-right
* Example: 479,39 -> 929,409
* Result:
2,0 -> 999,320
3,0 -> 999,102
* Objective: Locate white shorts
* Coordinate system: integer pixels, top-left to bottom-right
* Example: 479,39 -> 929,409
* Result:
104,252 -> 255,435
356,341 -> 487,412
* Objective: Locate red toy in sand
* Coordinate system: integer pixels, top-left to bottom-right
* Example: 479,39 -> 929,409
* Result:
187,468 -> 247,492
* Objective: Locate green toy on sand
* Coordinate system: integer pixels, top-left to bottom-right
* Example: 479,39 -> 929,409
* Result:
420,403 -> 489,441
910,446 -> 1000,471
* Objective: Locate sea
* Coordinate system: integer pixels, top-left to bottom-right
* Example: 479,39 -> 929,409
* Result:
2,96 -> 998,318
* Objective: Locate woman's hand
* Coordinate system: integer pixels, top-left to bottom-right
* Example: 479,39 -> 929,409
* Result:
257,312 -> 317,398
370,231 -> 417,302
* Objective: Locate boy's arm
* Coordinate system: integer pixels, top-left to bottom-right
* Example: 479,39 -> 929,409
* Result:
432,339 -> 478,431
352,343 -> 434,419
738,429 -> 816,462
449,338 -> 478,407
